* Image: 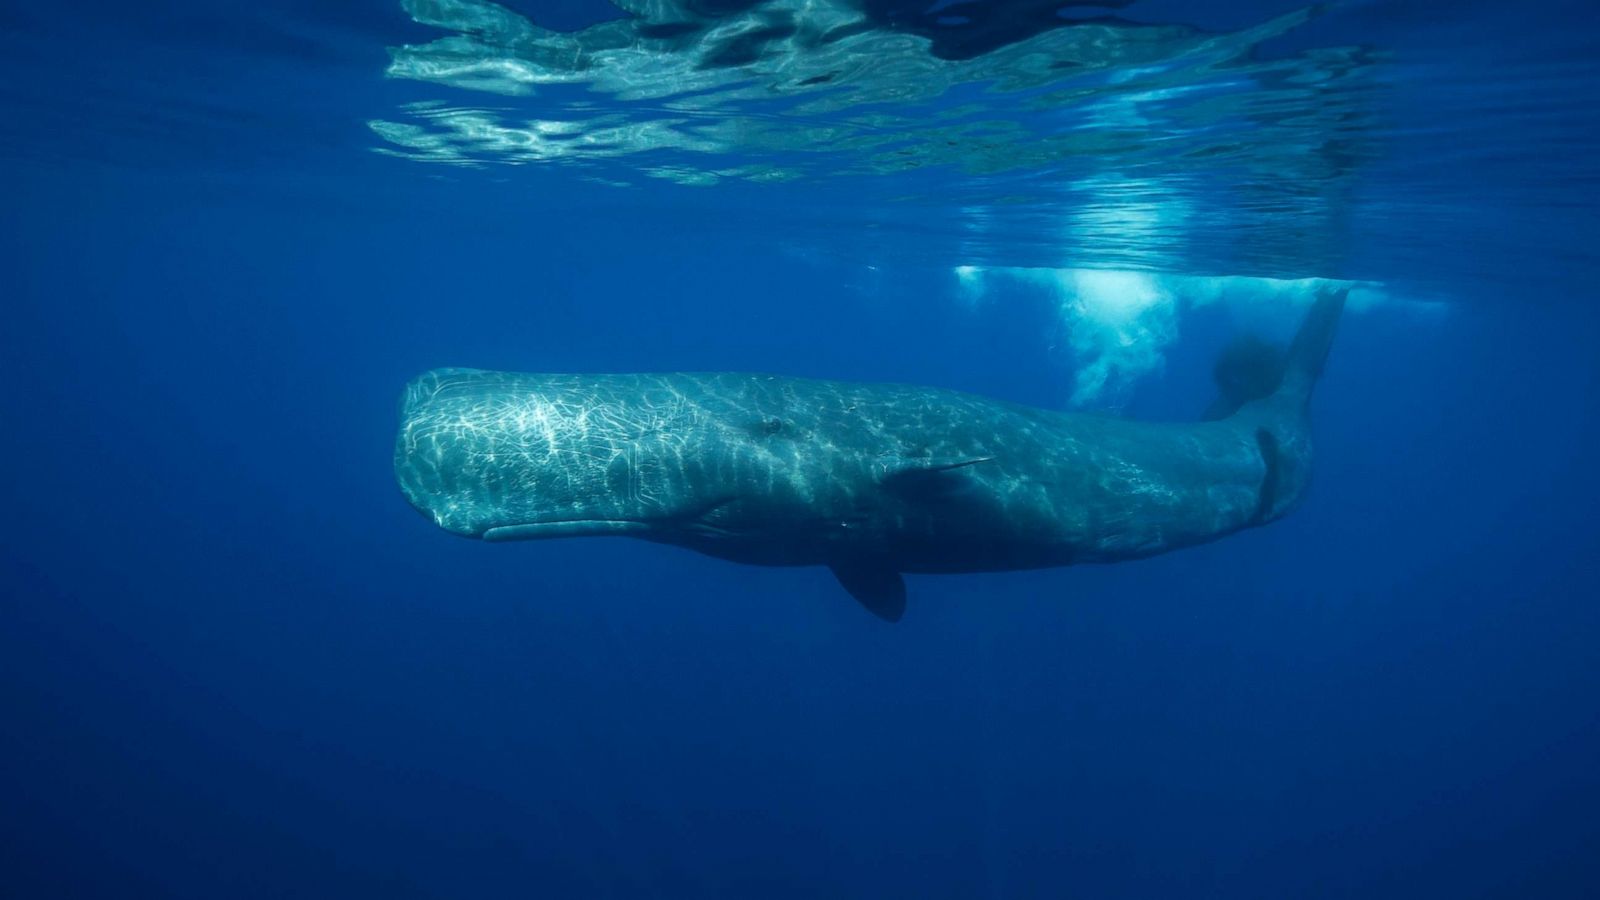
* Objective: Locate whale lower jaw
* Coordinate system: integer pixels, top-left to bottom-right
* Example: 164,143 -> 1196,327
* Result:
482,519 -> 654,541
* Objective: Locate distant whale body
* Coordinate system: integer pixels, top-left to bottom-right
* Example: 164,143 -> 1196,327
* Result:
395,290 -> 1345,621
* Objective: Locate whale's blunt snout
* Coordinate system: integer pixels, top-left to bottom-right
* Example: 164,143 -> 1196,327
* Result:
393,386 -> 489,538
395,368 -> 565,538
393,369 -> 692,541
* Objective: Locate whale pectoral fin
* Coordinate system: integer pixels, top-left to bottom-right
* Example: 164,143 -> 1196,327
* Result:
829,562 -> 906,623
878,456 -> 994,501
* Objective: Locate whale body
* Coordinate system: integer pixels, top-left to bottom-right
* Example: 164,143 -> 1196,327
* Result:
395,291 -> 1345,621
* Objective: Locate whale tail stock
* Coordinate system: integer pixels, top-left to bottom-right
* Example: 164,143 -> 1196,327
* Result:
1276,284 -> 1349,408
1203,285 -> 1348,419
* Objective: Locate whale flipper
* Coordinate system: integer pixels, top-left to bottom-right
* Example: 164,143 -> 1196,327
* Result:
830,562 -> 906,622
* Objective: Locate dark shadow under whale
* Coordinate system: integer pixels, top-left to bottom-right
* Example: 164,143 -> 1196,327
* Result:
395,289 -> 1345,621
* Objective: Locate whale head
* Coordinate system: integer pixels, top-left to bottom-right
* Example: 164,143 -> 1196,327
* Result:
393,368 -> 741,542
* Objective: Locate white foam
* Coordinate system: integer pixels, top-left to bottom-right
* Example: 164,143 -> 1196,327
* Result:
955,266 -> 1413,406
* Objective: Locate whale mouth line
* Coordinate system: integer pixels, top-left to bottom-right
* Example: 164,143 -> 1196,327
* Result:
482,519 -> 654,541
477,495 -> 741,543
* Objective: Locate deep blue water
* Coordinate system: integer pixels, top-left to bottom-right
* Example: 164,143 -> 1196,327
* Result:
2,1 -> 1598,897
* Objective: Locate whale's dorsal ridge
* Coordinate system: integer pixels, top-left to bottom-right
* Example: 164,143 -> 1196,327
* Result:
829,562 -> 907,622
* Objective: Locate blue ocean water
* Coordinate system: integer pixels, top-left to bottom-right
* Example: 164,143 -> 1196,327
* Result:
1,0 -> 1597,896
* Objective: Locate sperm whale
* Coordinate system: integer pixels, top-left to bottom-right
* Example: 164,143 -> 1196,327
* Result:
395,290 -> 1345,621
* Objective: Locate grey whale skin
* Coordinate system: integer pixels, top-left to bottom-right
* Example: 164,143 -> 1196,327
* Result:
396,291 -> 1345,621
